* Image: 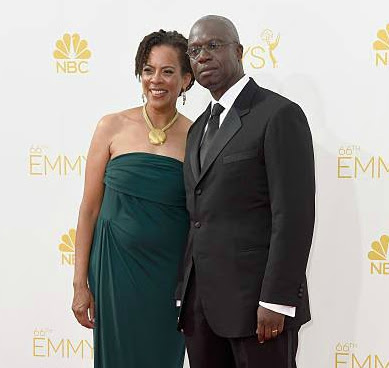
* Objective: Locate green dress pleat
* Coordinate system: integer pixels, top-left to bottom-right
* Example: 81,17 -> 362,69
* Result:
88,152 -> 188,368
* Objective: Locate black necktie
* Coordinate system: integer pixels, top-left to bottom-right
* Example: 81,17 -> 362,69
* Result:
199,103 -> 225,168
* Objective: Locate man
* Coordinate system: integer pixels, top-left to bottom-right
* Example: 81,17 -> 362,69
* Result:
176,15 -> 315,368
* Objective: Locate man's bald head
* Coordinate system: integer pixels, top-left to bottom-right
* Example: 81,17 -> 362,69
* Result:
190,15 -> 240,44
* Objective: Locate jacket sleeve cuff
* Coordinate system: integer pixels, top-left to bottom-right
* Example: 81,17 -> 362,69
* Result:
259,301 -> 296,317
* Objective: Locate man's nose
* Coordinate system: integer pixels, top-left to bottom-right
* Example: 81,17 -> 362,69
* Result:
196,48 -> 212,63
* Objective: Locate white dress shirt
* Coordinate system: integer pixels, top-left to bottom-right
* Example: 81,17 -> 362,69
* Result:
187,74 -> 295,318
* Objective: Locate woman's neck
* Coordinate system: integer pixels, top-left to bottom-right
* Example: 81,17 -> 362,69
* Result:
145,104 -> 177,129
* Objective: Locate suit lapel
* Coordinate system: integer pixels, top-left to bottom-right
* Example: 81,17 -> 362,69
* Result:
189,104 -> 211,182
198,78 -> 258,183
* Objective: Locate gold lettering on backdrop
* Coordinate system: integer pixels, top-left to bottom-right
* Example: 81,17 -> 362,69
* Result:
375,52 -> 388,66
64,156 -> 85,175
352,355 -> 371,368
371,262 -> 383,274
334,343 -> 389,368
378,157 -> 389,178
29,146 -> 44,175
46,339 -> 94,358
337,146 -> 389,179
66,61 -> 78,73
56,61 -> 89,73
84,340 -> 94,359
44,155 -> 62,175
67,340 -> 84,358
32,331 -> 93,359
248,46 -> 266,69
370,262 -> 389,275
375,356 -> 389,368
56,62 -> 67,73
355,157 -> 374,178
337,157 -> 353,178
78,61 -> 88,73
29,155 -> 42,176
335,353 -> 349,367
242,29 -> 280,69
61,253 -> 75,265
335,343 -> 363,368
48,338 -> 65,357
32,338 -> 45,357
29,146 -> 86,177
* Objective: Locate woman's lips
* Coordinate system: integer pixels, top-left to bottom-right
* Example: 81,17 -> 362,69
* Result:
150,89 -> 167,97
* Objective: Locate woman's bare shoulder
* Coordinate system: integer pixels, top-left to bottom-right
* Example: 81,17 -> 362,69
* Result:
179,113 -> 193,133
96,107 -> 142,135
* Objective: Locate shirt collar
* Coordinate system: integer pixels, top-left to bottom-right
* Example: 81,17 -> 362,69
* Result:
211,74 -> 250,111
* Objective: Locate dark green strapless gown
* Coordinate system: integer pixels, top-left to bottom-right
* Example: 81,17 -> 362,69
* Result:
88,152 -> 188,368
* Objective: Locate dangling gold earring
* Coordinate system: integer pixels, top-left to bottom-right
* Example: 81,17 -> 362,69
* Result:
182,90 -> 186,105
142,93 -> 146,104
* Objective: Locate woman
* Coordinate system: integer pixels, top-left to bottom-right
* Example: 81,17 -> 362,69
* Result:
71,30 -> 195,368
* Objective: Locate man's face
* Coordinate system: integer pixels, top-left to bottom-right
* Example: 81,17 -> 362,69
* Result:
188,20 -> 243,100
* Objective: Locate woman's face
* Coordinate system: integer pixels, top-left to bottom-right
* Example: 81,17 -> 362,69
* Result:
141,45 -> 190,110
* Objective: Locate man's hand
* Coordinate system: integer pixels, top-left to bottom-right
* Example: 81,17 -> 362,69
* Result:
256,305 -> 285,343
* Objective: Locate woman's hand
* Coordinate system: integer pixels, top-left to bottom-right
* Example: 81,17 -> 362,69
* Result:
72,285 -> 95,329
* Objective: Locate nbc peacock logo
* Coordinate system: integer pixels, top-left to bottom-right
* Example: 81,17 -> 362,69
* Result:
58,228 -> 76,266
373,23 -> 389,67
368,234 -> 389,275
53,33 -> 91,74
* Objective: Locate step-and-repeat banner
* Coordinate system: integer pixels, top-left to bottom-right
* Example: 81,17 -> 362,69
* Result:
1,0 -> 388,367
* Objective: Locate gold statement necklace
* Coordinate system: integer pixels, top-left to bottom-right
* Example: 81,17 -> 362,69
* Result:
142,105 -> 179,145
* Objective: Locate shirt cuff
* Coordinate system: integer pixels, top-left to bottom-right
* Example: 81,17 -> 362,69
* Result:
176,300 -> 181,307
259,301 -> 296,317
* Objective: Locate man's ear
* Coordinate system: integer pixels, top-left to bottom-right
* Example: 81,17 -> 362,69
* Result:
236,43 -> 244,60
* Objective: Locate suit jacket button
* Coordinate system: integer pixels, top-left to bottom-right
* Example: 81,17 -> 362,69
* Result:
195,188 -> 202,195
194,221 -> 201,228
298,293 -> 303,298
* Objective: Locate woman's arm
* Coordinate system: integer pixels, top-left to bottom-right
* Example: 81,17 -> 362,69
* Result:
72,116 -> 114,328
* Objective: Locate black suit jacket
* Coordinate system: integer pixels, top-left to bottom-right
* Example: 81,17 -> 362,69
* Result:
176,78 -> 315,338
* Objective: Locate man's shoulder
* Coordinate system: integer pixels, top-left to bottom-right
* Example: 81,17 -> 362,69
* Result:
251,84 -> 303,115
256,85 -> 293,105
235,78 -> 297,114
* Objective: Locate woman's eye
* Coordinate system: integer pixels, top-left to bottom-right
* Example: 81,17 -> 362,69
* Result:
164,70 -> 174,74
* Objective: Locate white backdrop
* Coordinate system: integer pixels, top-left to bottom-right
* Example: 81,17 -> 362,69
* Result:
1,0 -> 389,367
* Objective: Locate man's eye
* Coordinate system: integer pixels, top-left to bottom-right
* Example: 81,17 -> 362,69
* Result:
208,42 -> 219,50
164,70 -> 174,74
190,47 -> 200,54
